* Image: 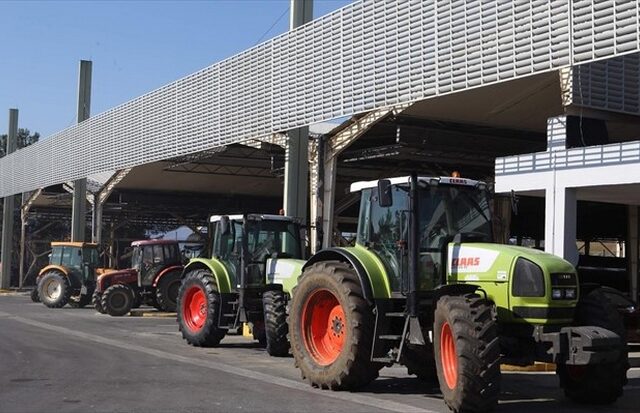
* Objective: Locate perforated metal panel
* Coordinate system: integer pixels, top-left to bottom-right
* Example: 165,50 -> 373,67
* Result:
571,54 -> 640,114
1,0 -> 639,197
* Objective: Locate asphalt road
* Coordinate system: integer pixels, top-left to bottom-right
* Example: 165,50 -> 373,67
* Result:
0,294 -> 638,413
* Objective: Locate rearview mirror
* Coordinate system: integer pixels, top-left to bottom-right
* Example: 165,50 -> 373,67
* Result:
378,179 -> 393,207
219,216 -> 231,236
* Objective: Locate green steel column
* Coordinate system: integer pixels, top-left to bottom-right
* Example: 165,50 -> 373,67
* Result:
71,60 -> 92,242
1,109 -> 18,289
283,0 -> 313,223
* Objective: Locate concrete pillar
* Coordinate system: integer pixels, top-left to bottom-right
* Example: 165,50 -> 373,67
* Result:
1,109 -> 18,289
71,60 -> 92,242
92,202 -> 103,244
629,206 -> 638,303
18,204 -> 26,289
545,186 -> 578,266
283,0 -> 313,223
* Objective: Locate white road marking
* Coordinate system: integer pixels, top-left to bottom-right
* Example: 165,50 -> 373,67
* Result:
0,311 -> 435,413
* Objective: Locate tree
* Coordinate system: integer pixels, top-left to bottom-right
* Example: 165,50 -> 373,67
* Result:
0,128 -> 40,157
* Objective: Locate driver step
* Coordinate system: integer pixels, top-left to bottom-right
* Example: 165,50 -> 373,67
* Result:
379,334 -> 403,340
385,312 -> 406,317
372,357 -> 395,364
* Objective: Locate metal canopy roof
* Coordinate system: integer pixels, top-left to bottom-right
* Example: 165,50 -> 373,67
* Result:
1,1 -> 640,197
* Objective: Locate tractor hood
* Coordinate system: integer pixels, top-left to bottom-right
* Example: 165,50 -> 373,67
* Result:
447,243 -> 576,283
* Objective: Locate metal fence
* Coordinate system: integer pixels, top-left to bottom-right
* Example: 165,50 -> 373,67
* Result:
1,0 -> 639,197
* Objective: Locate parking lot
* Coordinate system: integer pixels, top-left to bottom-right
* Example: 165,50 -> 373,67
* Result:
0,293 -> 638,413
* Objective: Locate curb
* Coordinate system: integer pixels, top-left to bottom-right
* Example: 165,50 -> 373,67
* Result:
501,362 -> 556,372
129,309 -> 177,318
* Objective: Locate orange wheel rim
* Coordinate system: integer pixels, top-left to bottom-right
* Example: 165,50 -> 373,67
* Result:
182,285 -> 207,333
441,322 -> 458,389
301,289 -> 346,366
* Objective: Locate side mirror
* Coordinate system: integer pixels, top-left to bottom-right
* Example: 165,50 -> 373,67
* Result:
219,216 -> 230,236
378,179 -> 393,207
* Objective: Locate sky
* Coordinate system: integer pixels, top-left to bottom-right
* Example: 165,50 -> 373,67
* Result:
0,0 -> 353,139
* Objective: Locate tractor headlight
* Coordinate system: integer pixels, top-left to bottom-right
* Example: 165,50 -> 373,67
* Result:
512,258 -> 545,297
564,288 -> 576,300
552,288 -> 563,299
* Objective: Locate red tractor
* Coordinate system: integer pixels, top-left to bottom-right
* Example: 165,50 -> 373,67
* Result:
93,240 -> 183,316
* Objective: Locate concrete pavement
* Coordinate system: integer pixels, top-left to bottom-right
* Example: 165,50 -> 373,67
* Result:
0,294 -> 638,413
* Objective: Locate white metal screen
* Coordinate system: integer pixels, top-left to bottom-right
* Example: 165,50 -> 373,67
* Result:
1,0 -> 639,197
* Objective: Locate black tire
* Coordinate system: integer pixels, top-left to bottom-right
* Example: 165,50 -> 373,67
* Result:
557,288 -> 629,404
263,290 -> 290,357
30,287 -> 40,303
101,284 -> 134,317
93,291 -> 106,314
38,271 -> 72,308
289,261 -> 381,390
155,270 -> 181,312
132,290 -> 142,309
177,269 -> 226,347
434,293 -> 500,413
401,343 -> 438,382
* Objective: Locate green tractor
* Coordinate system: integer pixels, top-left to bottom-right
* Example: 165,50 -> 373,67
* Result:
177,214 -> 305,356
34,242 -> 104,308
289,175 -> 628,412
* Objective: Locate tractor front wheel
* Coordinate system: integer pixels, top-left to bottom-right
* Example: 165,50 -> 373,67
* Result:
434,293 -> 500,413
289,261 -> 380,390
156,270 -> 181,312
177,269 -> 226,346
101,284 -> 134,317
38,271 -> 72,308
557,287 -> 629,404
263,290 -> 290,357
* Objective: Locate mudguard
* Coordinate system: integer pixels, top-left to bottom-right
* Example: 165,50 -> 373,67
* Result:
38,264 -> 69,278
152,265 -> 183,288
181,258 -> 232,294
302,244 -> 392,303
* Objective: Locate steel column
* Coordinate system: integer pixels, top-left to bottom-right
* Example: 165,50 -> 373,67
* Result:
1,109 -> 18,289
71,60 -> 92,242
283,0 -> 313,223
629,206 -> 639,303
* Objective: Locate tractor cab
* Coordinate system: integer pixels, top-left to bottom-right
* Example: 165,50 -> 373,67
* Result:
354,176 -> 492,293
48,242 -> 100,292
36,242 -> 101,308
131,240 -> 183,288
211,214 -> 304,292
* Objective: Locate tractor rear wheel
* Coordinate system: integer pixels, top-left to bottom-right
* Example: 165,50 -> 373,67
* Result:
177,269 -> 226,347
289,261 -> 380,390
263,289 -> 290,357
30,287 -> 40,303
156,270 -> 181,312
557,288 -> 629,404
101,284 -> 134,317
93,291 -> 106,314
434,293 -> 500,413
38,271 -> 72,308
